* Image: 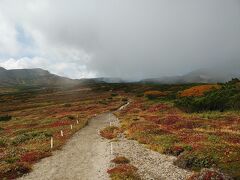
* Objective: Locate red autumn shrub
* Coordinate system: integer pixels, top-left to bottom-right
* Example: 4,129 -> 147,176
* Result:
107,164 -> 140,179
20,151 -> 50,163
107,164 -> 137,174
111,156 -> 130,164
0,162 -> 31,179
128,122 -> 166,135
161,115 -> 182,125
188,168 -> 232,180
50,120 -> 72,127
174,120 -> 200,129
148,104 -> 170,112
143,115 -> 161,124
100,126 -> 119,139
165,146 -> 185,156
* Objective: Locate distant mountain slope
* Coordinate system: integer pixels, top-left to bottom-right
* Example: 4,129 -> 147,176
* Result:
141,68 -> 240,84
90,77 -> 124,83
0,67 -> 80,87
1,66 -> 239,86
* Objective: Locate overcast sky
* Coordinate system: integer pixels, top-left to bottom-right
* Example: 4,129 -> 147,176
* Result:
0,0 -> 239,80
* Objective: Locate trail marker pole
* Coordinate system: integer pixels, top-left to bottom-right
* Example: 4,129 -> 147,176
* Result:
109,114 -> 112,126
50,137 -> 53,149
61,130 -> 63,137
110,142 -> 113,155
70,124 -> 73,130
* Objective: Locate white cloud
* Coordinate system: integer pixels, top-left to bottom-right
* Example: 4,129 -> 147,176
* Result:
0,13 -> 20,56
0,56 -> 96,79
0,0 -> 239,79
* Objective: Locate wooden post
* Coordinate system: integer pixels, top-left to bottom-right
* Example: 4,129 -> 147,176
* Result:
110,142 -> 113,155
77,120 -> 79,124
61,130 -> 63,136
70,124 -> 73,130
109,113 -> 112,126
50,137 -> 53,149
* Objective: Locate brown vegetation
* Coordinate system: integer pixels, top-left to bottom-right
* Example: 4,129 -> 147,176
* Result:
179,84 -> 221,97
100,126 -> 120,139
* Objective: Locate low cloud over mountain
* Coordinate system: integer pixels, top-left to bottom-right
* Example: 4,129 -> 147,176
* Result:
0,0 -> 239,80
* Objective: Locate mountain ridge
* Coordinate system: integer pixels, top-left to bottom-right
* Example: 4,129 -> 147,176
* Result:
0,67 -> 239,86
0,67 -> 80,87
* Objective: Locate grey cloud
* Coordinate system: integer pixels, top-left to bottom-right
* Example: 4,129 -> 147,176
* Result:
0,0 -> 240,79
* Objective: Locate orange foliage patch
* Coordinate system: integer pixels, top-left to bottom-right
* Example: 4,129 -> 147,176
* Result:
179,85 -> 221,97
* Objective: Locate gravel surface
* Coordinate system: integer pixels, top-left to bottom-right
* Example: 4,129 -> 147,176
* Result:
113,138 -> 192,180
19,113 -> 114,180
19,102 -> 192,180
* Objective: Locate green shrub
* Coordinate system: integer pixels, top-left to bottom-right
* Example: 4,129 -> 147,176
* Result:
12,131 -> 51,145
99,100 -> 108,105
0,138 -> 7,147
5,156 -> 20,164
144,91 -> 168,100
175,79 -> 240,112
111,93 -> 118,97
228,94 -> 240,109
67,115 -> 75,120
174,152 -> 215,170
122,98 -> 128,102
63,103 -> 71,107
0,115 -> 12,121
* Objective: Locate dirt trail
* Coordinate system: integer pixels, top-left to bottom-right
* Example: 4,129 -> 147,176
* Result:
20,103 -> 192,180
19,113 -> 114,180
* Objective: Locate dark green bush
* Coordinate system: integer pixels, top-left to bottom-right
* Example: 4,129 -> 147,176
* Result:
67,115 -> 75,120
0,115 -> 12,121
174,152 -> 215,170
63,103 -> 71,107
0,138 -> 7,147
122,98 -> 128,102
175,79 -> 240,112
11,131 -> 51,145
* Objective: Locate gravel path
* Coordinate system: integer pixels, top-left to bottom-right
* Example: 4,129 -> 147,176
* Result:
19,103 -> 192,180
19,113 -> 114,180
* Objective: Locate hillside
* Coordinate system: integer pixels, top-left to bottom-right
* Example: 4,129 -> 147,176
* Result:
141,68 -> 240,84
0,67 -> 80,87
